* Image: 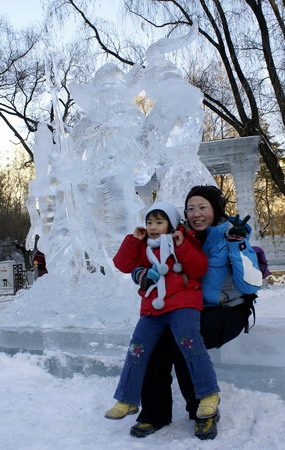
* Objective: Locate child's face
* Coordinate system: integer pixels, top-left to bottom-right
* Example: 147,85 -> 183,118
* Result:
146,213 -> 170,239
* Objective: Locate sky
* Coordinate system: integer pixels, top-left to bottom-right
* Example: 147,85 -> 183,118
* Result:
0,284 -> 284,449
0,0 -> 44,156
0,0 -> 44,152
0,0 -> 120,29
0,0 -> 123,157
0,0 -> 45,29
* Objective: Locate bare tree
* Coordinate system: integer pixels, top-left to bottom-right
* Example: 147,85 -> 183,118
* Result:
0,17 -> 96,162
0,19 -> 42,159
2,2 -> 284,195
0,150 -> 33,242
46,0 -> 147,67
52,0 -> 285,194
123,0 -> 285,194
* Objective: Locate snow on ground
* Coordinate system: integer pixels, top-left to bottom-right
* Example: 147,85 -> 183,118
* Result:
0,352 -> 284,450
0,284 -> 284,449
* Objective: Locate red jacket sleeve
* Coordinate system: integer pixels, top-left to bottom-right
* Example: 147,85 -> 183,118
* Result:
174,231 -> 208,279
113,234 -> 147,273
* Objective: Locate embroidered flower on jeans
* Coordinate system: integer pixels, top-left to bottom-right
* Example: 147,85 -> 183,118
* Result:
180,337 -> 193,348
129,343 -> 145,357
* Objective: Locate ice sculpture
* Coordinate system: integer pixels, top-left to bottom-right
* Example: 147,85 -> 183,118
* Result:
140,25 -> 214,206
1,27 -> 215,328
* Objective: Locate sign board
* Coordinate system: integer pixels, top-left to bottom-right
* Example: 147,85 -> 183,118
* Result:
0,260 -> 16,290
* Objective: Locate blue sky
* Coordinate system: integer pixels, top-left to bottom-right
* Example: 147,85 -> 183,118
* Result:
1,0 -> 121,29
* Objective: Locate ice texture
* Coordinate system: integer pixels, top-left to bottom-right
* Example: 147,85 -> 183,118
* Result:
1,28 -> 215,328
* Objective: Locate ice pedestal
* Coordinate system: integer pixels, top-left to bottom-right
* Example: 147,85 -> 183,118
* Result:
0,326 -> 131,378
208,326 -> 285,399
0,322 -> 284,400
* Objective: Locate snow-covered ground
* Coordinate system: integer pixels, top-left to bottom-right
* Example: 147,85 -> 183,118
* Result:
0,350 -> 284,450
0,284 -> 284,449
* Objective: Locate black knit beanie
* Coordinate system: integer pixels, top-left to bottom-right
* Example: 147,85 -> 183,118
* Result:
184,185 -> 227,226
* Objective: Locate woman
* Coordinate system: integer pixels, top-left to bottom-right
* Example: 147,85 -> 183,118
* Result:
130,185 -> 262,440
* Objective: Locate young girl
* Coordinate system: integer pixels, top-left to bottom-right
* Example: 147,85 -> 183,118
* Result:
104,201 -> 220,422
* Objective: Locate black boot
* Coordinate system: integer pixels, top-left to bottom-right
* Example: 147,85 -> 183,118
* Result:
194,409 -> 220,440
130,422 -> 169,438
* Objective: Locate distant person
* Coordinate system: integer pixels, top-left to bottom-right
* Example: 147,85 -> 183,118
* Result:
104,201 -> 220,429
33,250 -> 47,277
252,246 -> 270,279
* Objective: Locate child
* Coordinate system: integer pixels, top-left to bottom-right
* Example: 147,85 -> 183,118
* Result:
104,201 -> 220,422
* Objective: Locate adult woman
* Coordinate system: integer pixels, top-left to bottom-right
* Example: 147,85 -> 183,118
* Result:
130,185 -> 262,440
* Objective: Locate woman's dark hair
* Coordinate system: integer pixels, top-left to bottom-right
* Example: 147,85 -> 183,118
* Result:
146,209 -> 173,233
184,185 -> 227,226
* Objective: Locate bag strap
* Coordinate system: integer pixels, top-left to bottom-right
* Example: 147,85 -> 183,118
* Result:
242,293 -> 258,333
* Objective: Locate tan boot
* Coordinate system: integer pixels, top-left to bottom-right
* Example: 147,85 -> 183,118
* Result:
104,401 -> 139,420
196,393 -> 220,419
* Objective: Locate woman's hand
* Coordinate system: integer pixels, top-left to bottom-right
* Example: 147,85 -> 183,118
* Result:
133,226 -> 147,240
173,230 -> 184,246
228,214 -> 250,241
181,220 -> 191,233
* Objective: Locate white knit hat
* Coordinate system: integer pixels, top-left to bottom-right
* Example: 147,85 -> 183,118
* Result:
146,201 -> 181,230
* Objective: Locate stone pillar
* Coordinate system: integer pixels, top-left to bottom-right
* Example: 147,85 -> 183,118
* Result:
230,150 -> 260,240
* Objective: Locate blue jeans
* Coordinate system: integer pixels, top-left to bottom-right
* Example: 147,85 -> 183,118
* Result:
114,308 -> 220,406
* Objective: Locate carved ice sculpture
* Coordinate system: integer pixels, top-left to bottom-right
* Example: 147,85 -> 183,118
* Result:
20,27 -> 215,327
140,25 -> 214,206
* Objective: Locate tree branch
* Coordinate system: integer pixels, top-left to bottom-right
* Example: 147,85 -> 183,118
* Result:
67,0 -> 135,66
245,0 -> 285,127
0,112 -> 34,160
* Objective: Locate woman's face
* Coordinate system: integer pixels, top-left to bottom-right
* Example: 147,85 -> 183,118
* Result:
186,196 -> 215,231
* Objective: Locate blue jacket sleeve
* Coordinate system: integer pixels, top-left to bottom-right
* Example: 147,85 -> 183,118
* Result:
227,238 -> 263,294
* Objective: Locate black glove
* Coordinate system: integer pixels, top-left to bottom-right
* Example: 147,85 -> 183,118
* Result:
131,266 -> 160,291
228,214 -> 250,241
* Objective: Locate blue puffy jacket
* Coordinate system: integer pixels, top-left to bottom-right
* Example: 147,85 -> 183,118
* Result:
200,217 -> 262,307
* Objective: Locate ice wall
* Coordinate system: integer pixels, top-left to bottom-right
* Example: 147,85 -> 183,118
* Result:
0,27 -> 215,329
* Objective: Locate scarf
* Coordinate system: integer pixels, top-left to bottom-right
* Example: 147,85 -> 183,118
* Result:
145,234 -> 182,310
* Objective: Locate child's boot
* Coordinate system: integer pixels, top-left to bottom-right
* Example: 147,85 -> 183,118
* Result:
196,393 -> 220,419
104,401 -> 139,420
195,409 -> 220,440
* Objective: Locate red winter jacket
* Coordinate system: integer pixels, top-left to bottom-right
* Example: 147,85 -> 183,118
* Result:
113,231 -> 208,316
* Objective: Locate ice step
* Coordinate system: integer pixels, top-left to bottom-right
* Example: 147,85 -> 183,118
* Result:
0,325 -> 284,400
0,326 -> 132,377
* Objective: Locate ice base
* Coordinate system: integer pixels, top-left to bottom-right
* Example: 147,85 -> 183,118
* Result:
0,323 -> 284,400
